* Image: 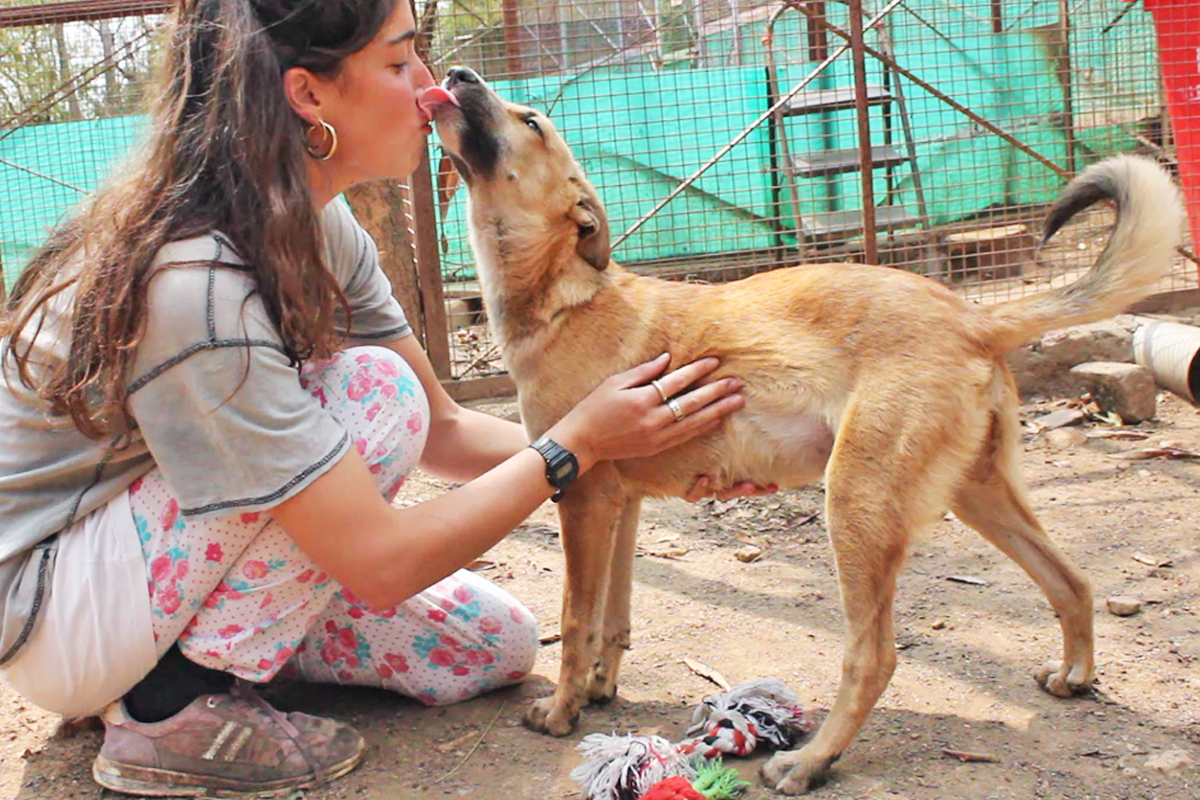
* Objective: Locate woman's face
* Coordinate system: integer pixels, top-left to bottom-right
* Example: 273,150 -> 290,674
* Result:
304,2 -> 438,186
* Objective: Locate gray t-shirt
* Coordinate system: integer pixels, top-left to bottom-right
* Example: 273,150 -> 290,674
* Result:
0,198 -> 412,664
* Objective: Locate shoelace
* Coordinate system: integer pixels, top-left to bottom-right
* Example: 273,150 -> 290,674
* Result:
229,680 -> 333,785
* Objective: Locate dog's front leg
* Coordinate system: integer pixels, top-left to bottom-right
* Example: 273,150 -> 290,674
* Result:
586,495 -> 641,705
525,464 -> 627,736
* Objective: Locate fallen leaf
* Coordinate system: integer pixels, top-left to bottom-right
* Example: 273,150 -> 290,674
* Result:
683,657 -> 732,691
1086,429 -> 1150,440
538,631 -> 562,645
1112,446 -> 1200,460
942,748 -> 999,763
946,575 -> 988,586
465,559 -> 496,572
1132,552 -> 1172,568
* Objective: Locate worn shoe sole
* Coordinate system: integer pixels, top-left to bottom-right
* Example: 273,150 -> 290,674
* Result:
91,740 -> 363,798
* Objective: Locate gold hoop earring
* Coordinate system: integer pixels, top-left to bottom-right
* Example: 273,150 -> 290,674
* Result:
305,119 -> 338,161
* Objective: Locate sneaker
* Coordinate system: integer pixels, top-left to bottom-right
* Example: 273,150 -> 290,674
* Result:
92,682 -> 364,797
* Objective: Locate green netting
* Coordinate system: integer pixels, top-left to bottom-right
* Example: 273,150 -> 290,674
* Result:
1,0 -> 1156,291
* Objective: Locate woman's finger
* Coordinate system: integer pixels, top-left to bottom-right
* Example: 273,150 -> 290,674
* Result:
653,357 -> 721,397
670,377 -> 741,418
612,352 -> 671,389
657,394 -> 744,448
683,475 -> 712,503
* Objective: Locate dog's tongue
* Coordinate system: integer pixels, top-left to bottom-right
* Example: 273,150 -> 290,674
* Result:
419,86 -> 460,114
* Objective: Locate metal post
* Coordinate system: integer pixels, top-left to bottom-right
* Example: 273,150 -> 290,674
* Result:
1059,0 -> 1077,176
849,0 -> 878,265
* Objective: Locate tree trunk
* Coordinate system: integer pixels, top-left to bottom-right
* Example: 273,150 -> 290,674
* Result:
54,23 -> 81,120
343,180 -> 424,344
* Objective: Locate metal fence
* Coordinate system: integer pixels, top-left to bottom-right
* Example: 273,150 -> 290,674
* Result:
2,0 -> 1198,391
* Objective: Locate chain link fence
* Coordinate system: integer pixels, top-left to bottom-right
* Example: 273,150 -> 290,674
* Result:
2,1 -> 1197,385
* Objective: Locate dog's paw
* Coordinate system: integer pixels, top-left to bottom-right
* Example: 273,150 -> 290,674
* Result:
523,696 -> 579,737
1033,659 -> 1094,698
761,748 -> 834,795
585,673 -> 619,705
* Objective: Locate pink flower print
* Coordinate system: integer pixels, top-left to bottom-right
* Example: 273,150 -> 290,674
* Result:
439,598 -> 456,612
354,438 -> 368,456
384,653 -> 410,673
347,606 -> 364,620
129,476 -> 145,494
218,624 -> 243,639
453,585 -> 473,604
158,587 -> 182,615
366,403 -> 382,421
452,665 -> 470,676
240,512 -> 261,524
205,543 -> 224,563
427,608 -> 447,623
507,670 -> 528,681
407,412 -> 423,434
375,606 -> 397,619
376,358 -> 399,377
274,646 -> 294,664
429,648 -> 456,667
479,616 -> 503,636
297,569 -> 314,584
313,572 -> 328,585
336,627 -> 358,652
257,658 -> 273,672
380,382 -> 397,399
259,591 -> 274,609
149,554 -> 172,586
439,634 -> 459,648
320,642 -> 344,666
356,353 -> 373,365
376,662 -> 394,679
312,387 -> 329,407
336,669 -> 355,682
161,500 -> 180,532
242,560 -> 269,580
347,369 -> 376,402
325,620 -> 339,635
173,560 -> 189,581
509,606 -> 527,624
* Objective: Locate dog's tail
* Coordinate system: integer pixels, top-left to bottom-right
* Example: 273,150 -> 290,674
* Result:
982,155 -> 1182,353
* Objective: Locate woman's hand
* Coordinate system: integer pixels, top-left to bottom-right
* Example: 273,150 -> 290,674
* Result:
547,353 -> 743,473
684,476 -> 779,503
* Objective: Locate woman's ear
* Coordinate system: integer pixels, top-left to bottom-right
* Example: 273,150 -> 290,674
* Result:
282,67 -> 325,125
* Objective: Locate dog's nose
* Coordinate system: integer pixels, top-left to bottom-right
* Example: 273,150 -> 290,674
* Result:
445,66 -> 482,88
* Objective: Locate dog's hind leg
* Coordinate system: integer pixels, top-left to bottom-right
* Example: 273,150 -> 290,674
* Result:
763,388 -> 977,795
525,464 -> 626,736
950,398 -> 1095,698
587,496 -> 641,705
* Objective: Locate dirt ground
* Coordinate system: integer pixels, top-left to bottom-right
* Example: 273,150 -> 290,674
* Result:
3,386 -> 1200,800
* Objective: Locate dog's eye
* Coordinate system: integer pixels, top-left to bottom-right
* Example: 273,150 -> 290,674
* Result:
524,117 -> 541,135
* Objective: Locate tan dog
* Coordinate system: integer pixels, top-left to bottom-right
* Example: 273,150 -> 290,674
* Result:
428,66 -> 1182,793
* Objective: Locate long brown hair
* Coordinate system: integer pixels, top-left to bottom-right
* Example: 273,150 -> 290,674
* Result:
0,0 -> 397,439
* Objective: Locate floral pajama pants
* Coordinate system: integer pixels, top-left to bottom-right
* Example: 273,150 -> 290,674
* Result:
127,346 -> 538,707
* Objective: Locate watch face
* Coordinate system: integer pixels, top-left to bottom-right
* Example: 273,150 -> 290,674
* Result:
551,460 -> 575,481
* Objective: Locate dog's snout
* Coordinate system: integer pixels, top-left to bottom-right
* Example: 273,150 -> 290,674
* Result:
445,66 -> 482,88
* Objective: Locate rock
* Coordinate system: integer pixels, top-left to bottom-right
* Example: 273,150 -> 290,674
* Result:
1037,408 -> 1086,430
1144,749 -> 1193,773
1069,361 -> 1157,423
1045,427 -> 1088,449
734,545 -> 763,563
1008,316 -> 1138,396
1106,595 -> 1142,616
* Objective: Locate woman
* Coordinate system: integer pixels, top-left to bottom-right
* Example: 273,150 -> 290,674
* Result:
0,0 -> 767,796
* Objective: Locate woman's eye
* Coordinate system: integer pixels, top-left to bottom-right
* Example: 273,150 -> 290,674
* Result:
391,62 -> 409,73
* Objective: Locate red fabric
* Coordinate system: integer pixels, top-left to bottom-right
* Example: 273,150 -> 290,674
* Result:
637,776 -> 705,800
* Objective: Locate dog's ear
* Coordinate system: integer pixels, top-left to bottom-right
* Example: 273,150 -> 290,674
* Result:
569,192 -> 611,271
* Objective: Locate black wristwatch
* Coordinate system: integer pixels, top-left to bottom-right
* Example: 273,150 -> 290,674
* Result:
530,435 -> 579,502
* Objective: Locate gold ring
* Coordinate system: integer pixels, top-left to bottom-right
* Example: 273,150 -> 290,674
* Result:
650,378 -> 670,404
667,397 -> 685,422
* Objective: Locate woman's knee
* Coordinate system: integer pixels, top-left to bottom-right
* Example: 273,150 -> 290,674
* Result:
301,346 -> 429,497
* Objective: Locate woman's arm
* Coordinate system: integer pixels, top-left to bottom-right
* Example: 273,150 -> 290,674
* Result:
273,353 -> 743,609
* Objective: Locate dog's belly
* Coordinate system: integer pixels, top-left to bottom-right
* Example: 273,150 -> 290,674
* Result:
618,408 -> 834,496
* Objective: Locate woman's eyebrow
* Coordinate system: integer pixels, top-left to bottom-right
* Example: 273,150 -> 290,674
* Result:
387,29 -> 417,46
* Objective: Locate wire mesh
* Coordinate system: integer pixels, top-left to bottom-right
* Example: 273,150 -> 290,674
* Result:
0,1 -> 1197,384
